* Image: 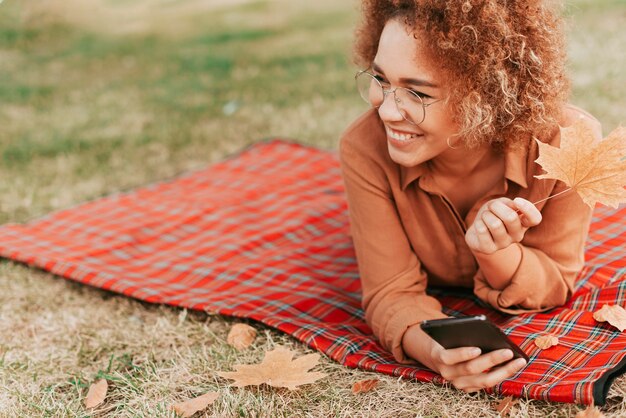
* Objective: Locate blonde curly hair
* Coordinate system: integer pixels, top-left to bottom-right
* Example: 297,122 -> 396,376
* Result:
354,0 -> 570,149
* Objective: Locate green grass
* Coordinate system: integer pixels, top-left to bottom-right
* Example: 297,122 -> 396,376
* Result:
0,0 -> 360,225
0,0 -> 625,416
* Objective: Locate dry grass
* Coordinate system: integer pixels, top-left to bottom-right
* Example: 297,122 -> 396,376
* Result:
5,263 -> 624,417
1,0 -> 625,416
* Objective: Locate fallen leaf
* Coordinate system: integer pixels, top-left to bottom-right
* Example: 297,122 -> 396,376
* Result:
170,392 -> 219,417
593,304 -> 626,332
227,323 -> 257,350
84,379 -> 108,409
534,121 -> 626,208
217,345 -> 326,390
534,334 -> 560,349
494,396 -> 519,416
575,405 -> 605,418
351,379 -> 380,394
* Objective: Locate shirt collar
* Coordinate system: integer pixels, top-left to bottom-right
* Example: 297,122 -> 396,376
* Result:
503,145 -> 529,189
400,163 -> 428,191
399,145 -> 529,191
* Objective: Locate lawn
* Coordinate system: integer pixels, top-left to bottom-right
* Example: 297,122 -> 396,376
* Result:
1,0 -> 625,416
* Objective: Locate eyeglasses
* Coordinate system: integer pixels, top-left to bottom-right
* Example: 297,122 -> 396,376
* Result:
355,69 -> 441,126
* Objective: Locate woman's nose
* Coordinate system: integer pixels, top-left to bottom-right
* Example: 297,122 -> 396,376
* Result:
377,90 -> 404,122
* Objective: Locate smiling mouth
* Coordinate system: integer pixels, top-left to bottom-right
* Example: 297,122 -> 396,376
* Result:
386,127 -> 422,142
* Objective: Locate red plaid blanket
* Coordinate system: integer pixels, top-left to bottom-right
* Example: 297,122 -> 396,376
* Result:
1,140 -> 624,405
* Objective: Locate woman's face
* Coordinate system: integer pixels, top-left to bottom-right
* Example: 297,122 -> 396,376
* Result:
372,18 -> 460,167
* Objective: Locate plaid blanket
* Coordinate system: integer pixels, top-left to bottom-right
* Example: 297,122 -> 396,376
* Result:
1,139 -> 624,405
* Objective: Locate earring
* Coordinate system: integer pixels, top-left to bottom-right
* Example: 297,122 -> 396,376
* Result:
447,137 -> 459,149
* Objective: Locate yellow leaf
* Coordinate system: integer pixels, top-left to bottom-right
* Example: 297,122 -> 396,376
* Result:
217,345 -> 327,390
170,392 -> 219,417
351,379 -> 380,394
593,304 -> 626,332
534,334 -> 559,349
575,405 -> 605,418
84,379 -> 108,409
534,121 -> 626,208
227,323 -> 257,350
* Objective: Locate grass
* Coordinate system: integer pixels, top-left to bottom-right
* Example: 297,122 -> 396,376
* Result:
0,0 -> 625,416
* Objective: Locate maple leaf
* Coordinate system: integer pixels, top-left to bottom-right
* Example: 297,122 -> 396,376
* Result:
534,334 -> 559,349
351,379 -> 380,394
593,304 -> 626,332
227,323 -> 257,350
84,379 -> 108,409
217,345 -> 327,390
534,121 -> 626,208
575,405 -> 605,418
493,396 -> 519,417
170,392 -> 219,417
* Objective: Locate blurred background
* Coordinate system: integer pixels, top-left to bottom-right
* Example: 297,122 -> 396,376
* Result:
0,0 -> 624,225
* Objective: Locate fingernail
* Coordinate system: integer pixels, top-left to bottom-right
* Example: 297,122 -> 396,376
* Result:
516,358 -> 527,367
513,198 -> 527,207
501,350 -> 514,359
471,348 -> 481,356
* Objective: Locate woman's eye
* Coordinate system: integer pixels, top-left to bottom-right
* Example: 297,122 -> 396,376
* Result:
409,89 -> 431,100
373,74 -> 388,84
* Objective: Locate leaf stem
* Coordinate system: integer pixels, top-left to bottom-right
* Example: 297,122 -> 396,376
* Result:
531,187 -> 573,206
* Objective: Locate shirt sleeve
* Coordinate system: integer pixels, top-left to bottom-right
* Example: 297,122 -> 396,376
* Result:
339,128 -> 446,363
473,178 -> 593,313
473,114 -> 599,314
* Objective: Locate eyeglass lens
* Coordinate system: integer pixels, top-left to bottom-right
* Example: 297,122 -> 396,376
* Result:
356,72 -> 425,125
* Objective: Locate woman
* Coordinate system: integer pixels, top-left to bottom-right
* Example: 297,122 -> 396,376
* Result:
340,0 -> 601,393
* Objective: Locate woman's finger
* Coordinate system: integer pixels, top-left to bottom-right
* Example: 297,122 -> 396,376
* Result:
473,218 -> 498,253
458,348 -> 514,376
459,386 -> 482,393
481,357 -> 527,386
481,211 -> 510,249
452,356 -> 527,391
438,346 -> 482,366
513,198 -> 542,227
490,200 -> 523,238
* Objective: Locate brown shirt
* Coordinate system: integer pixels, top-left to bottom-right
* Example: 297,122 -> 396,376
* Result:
339,105 -> 601,363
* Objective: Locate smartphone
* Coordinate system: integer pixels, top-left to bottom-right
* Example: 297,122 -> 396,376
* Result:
420,315 -> 529,361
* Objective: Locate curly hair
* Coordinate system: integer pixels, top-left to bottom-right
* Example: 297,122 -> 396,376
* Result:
354,0 -> 570,149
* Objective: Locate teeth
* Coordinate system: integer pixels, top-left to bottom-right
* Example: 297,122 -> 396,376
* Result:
386,127 -> 418,141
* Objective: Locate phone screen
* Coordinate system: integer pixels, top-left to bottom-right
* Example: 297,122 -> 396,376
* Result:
420,315 -> 529,361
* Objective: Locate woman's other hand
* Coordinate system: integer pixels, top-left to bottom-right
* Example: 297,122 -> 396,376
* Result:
430,345 -> 527,393
402,324 -> 527,393
465,197 -> 542,254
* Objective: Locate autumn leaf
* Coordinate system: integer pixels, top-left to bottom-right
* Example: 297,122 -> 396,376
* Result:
534,334 -> 559,349
593,304 -> 626,332
575,405 -> 605,418
351,379 -> 380,394
170,392 -> 219,417
217,345 -> 327,390
493,396 -> 519,417
534,121 -> 626,208
227,323 -> 257,350
84,379 -> 108,409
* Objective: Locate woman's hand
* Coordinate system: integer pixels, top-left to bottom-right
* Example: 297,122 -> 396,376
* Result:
465,197 -> 542,254
402,324 -> 527,392
430,345 -> 527,393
